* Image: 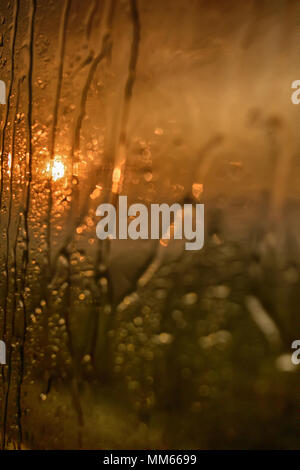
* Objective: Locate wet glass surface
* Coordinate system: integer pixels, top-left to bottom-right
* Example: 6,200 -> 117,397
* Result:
0,0 -> 300,449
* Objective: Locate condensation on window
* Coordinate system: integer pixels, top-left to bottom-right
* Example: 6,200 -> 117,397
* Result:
0,0 -> 300,450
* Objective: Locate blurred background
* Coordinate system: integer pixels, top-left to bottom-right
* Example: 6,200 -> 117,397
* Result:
0,0 -> 300,449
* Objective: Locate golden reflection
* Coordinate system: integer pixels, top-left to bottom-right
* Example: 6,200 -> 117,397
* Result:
46,156 -> 65,181
112,166 -> 122,193
7,152 -> 12,176
192,183 -> 203,200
